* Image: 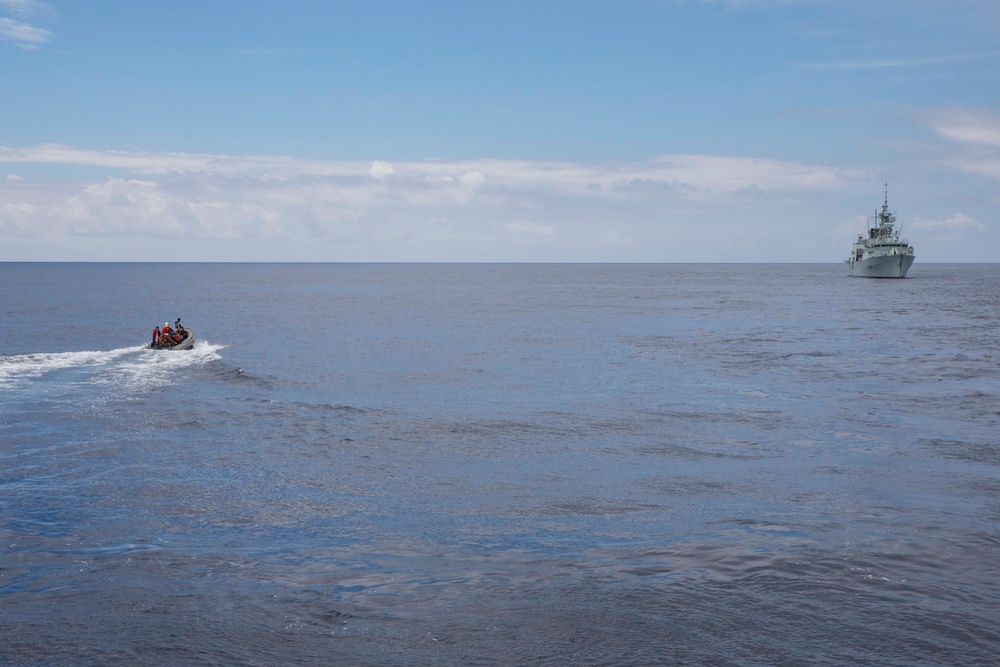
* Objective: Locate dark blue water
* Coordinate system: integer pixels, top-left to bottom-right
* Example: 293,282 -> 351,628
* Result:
2,263 -> 998,666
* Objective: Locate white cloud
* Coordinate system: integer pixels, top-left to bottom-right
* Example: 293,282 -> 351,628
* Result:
369,160 -> 395,179
924,108 -> 1000,147
0,143 -> 868,260
911,213 -> 986,232
505,220 -> 556,237
0,145 -> 857,199
691,0 -> 806,6
55,178 -> 198,237
0,1 -> 52,48
600,229 -> 632,245
0,0 -> 47,17
802,51 -> 1000,72
920,108 -> 1000,181
0,16 -> 50,48
459,170 -> 486,187
5,173 -> 23,181
239,47 -> 338,57
941,158 -> 1000,181
0,144 -> 364,178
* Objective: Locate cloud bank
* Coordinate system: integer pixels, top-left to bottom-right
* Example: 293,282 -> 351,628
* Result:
0,144 -> 871,260
0,145 -> 854,195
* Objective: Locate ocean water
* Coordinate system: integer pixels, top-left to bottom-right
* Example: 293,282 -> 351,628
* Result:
1,262 -> 998,666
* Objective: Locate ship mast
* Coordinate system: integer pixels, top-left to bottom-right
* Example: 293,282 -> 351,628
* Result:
877,182 -> 896,237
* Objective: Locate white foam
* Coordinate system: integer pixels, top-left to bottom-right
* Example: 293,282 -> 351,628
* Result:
0,346 -> 138,389
103,341 -> 227,392
0,341 -> 226,392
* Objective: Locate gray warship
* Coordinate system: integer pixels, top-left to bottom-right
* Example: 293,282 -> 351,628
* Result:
846,185 -> 915,278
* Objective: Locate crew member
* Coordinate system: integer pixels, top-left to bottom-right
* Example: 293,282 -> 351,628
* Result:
152,326 -> 160,346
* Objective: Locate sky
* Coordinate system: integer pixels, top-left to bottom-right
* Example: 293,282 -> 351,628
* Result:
1,0 -> 998,262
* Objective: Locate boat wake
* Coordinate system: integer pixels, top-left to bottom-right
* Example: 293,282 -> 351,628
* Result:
0,341 -> 227,393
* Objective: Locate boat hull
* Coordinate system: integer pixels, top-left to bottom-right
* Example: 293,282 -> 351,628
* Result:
145,329 -> 196,350
848,254 -> 914,278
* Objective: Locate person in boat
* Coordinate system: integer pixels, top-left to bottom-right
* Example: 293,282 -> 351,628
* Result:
152,326 -> 161,347
175,319 -> 186,342
160,322 -> 174,346
169,321 -> 184,344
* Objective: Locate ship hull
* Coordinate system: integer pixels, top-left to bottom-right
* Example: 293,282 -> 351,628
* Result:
848,254 -> 914,278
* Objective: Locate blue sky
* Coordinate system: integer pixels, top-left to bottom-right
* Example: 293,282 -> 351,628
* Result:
1,0 -> 998,261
